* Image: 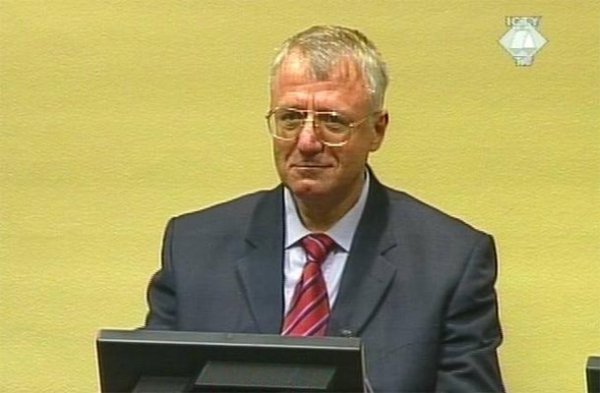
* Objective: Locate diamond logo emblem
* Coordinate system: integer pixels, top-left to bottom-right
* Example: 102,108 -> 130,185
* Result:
500,16 -> 548,66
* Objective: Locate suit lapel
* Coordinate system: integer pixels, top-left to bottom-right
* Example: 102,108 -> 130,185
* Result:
329,175 -> 398,336
235,186 -> 285,334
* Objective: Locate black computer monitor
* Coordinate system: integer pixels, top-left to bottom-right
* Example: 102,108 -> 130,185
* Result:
588,356 -> 600,393
97,329 -> 366,392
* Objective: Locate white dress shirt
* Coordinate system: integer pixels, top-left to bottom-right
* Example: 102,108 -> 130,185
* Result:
282,171 -> 370,314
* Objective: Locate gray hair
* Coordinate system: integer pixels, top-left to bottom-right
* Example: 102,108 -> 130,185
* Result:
270,25 -> 389,109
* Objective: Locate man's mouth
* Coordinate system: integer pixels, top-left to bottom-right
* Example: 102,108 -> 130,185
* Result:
293,163 -> 330,169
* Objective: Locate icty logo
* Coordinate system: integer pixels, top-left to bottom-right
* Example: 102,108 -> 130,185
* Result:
499,16 -> 548,66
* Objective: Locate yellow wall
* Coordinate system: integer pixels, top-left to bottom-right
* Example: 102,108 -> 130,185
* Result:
1,1 -> 598,391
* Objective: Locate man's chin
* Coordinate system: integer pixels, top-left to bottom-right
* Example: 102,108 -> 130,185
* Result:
286,179 -> 329,201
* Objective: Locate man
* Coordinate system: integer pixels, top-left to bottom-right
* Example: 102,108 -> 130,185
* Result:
145,25 -> 505,392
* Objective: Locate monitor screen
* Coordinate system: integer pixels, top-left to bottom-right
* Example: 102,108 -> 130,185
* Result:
97,329 -> 366,392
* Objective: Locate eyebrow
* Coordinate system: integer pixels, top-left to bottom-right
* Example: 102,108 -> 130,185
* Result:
284,107 -> 352,117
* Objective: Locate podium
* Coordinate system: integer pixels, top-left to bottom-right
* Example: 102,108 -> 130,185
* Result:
96,329 -> 367,392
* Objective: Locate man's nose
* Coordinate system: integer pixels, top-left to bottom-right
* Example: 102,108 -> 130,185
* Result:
295,119 -> 323,153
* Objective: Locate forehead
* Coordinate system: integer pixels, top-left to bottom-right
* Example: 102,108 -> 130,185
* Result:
271,53 -> 371,111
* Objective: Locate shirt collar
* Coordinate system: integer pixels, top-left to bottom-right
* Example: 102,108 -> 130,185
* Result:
284,170 -> 370,252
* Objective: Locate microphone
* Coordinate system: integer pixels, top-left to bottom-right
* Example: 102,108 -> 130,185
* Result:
339,328 -> 355,337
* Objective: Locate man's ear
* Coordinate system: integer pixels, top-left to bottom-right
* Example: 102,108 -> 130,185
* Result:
369,111 -> 389,152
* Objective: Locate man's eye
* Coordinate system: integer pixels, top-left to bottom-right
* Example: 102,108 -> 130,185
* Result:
318,113 -> 349,133
320,113 -> 348,125
277,110 -> 304,122
274,111 -> 303,131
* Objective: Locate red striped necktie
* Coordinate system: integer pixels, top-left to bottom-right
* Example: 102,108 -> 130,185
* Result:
282,234 -> 335,336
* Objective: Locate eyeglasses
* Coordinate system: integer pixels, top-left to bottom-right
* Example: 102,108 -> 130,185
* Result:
265,107 -> 378,147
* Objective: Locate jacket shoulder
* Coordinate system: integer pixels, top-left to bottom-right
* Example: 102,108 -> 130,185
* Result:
169,188 -> 277,234
384,187 -> 490,240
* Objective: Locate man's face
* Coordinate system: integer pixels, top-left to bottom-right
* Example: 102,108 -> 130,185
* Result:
270,53 -> 387,205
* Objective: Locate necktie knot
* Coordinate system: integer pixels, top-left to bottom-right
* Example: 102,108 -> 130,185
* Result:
301,234 -> 335,266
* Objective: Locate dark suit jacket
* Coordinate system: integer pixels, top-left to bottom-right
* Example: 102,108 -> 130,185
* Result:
145,173 -> 504,392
